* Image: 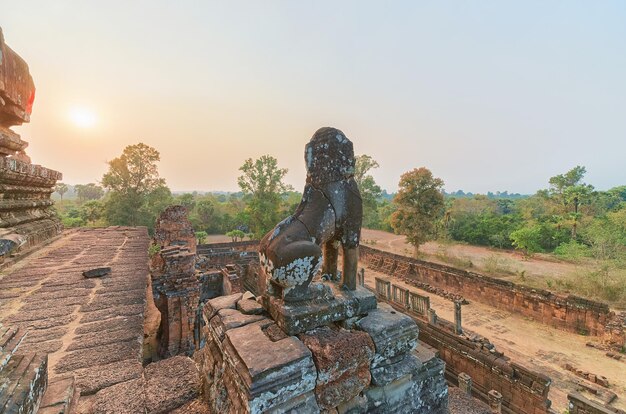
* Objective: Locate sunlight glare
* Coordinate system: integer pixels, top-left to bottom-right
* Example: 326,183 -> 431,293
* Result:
69,107 -> 97,128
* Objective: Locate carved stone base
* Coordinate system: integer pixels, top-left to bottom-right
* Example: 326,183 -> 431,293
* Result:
262,283 -> 377,335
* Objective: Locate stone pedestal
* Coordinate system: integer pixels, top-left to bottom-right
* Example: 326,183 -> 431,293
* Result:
488,389 -> 503,413
459,372 -> 472,396
262,283 -> 377,336
195,292 -> 449,414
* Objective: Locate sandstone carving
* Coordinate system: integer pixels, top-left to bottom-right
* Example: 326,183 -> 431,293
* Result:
259,127 -> 362,301
0,27 -> 62,264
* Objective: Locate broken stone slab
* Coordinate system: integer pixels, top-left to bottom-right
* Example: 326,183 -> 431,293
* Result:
237,294 -> 265,315
299,326 -> 375,410
209,308 -> 268,343
203,293 -> 243,323
82,267 -> 112,278
356,302 -> 418,368
263,284 -> 377,336
221,319 -> 317,413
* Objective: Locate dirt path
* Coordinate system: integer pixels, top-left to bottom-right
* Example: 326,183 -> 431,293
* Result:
362,267 -> 626,412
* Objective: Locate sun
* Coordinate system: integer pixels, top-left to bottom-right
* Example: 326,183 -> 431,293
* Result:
69,107 -> 97,128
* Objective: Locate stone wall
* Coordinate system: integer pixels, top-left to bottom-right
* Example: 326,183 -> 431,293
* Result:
361,245 -> 617,338
0,27 -> 62,265
376,276 -> 553,414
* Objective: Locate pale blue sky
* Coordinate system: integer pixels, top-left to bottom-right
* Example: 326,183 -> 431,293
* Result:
2,1 -> 625,193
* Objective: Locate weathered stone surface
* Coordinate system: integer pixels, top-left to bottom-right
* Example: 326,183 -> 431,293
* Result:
299,326 -> 374,410
299,326 -> 374,383
264,283 -> 377,335
222,319 -> 317,413
0,28 -> 35,126
151,207 -> 201,357
370,353 -> 423,387
39,375 -> 75,414
0,349 -> 48,414
209,308 -> 268,343
365,350 -> 448,414
237,295 -> 265,315
356,302 -> 418,367
152,205 -> 197,253
144,356 -> 201,413
92,377 -> 146,414
204,292 -> 243,321
169,398 -> 212,414
259,127 -> 362,301
73,359 -> 143,395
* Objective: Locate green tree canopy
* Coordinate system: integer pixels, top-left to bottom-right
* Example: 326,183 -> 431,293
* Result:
237,155 -> 291,238
391,167 -> 445,256
101,143 -> 171,229
355,155 -> 383,228
75,183 -> 104,202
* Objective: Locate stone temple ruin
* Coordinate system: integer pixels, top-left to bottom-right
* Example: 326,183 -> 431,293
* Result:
1,26 -> 625,414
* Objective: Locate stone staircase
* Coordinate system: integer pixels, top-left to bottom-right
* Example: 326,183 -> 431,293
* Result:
0,323 -> 48,414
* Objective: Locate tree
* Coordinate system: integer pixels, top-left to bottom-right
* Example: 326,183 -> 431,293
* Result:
548,166 -> 594,239
55,183 -> 68,200
355,155 -> 383,228
226,229 -> 246,242
391,167 -> 445,256
176,193 -> 196,211
237,155 -> 291,238
195,231 -> 208,244
101,143 -> 170,228
75,183 -> 104,202
194,198 -> 216,231
510,225 -> 543,256
79,200 -> 104,225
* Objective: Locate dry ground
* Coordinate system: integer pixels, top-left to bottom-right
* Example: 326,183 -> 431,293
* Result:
361,228 -> 626,309
362,267 -> 626,412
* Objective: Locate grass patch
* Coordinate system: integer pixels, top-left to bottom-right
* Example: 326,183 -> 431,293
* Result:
482,254 -> 517,276
434,247 -> 473,269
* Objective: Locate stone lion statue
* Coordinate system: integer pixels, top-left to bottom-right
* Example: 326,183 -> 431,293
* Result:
259,127 -> 362,301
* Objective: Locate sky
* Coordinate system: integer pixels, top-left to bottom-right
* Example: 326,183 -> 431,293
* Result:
2,1 -> 625,194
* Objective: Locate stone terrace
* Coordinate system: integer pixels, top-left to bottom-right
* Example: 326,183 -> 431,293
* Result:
0,227 -> 149,396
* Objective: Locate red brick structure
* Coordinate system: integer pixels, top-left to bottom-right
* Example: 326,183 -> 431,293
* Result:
151,206 -> 200,357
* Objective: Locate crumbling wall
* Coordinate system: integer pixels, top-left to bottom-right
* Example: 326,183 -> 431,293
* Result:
361,245 -> 616,338
151,206 -> 200,357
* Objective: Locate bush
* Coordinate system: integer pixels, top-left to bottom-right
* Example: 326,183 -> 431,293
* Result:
553,241 -> 591,261
195,231 -> 208,244
62,216 -> 84,228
